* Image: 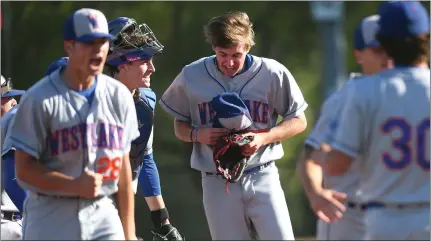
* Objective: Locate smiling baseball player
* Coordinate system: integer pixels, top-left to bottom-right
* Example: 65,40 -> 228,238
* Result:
106,17 -> 183,240
9,8 -> 140,240
325,1 -> 430,240
159,11 -> 307,240
297,15 -> 393,240
1,75 -> 26,240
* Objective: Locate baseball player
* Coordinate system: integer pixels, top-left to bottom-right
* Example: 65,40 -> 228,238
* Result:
8,8 -> 140,240
297,15 -> 393,240
1,75 -> 26,240
324,1 -> 430,240
159,11 -> 308,240
105,16 -> 182,240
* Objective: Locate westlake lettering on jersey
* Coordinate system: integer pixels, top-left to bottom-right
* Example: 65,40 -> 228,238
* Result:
50,122 -> 124,156
198,100 -> 269,125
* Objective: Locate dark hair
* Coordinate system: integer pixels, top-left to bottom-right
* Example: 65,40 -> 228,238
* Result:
376,33 -> 430,66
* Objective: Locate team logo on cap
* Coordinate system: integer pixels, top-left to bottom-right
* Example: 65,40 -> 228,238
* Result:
88,14 -> 99,30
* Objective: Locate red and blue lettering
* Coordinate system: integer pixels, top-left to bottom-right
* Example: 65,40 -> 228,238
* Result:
49,122 -> 124,156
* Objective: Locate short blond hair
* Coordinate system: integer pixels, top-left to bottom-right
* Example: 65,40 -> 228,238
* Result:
204,11 -> 255,50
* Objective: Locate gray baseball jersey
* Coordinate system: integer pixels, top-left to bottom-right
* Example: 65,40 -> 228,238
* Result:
305,74 -> 362,201
159,55 -> 308,172
9,69 -> 140,197
327,67 -> 430,203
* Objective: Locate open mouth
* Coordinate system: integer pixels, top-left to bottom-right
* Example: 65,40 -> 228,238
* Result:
90,57 -> 102,66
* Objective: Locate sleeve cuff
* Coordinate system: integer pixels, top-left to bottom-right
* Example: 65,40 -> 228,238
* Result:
158,98 -> 191,122
282,102 -> 308,121
10,137 -> 40,160
329,140 -> 359,159
304,138 -> 320,150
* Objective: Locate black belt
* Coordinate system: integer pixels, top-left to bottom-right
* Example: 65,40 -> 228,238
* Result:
1,211 -> 22,221
205,161 -> 274,176
348,201 -> 429,211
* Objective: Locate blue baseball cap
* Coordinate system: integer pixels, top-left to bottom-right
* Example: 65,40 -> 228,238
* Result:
377,1 -> 430,38
210,92 -> 252,131
1,75 -> 25,98
45,57 -> 69,76
354,15 -> 381,50
64,8 -> 114,43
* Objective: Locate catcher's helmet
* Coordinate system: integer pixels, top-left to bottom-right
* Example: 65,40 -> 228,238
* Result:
106,17 -> 163,67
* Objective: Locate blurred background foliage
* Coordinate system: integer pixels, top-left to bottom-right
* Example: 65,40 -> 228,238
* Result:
1,1 -> 429,240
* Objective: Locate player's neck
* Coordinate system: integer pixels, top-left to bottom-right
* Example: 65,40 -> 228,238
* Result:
63,66 -> 95,91
414,62 -> 429,69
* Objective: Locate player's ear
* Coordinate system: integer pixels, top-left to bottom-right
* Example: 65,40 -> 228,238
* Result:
64,41 -> 74,54
10,98 -> 17,107
354,50 -> 363,65
117,63 -> 128,72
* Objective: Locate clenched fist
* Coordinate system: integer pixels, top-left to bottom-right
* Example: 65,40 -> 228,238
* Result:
73,170 -> 103,199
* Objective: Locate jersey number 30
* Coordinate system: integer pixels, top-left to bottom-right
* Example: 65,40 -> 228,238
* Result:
96,157 -> 122,181
381,118 -> 430,171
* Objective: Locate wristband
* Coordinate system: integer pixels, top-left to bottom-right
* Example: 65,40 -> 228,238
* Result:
193,127 -> 199,143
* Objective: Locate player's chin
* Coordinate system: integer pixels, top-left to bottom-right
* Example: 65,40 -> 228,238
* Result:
222,68 -> 239,77
141,78 -> 151,88
88,65 -> 104,76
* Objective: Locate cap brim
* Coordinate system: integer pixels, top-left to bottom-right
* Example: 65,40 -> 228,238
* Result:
76,33 -> 115,43
2,90 -> 26,98
364,40 -> 381,48
355,40 -> 380,50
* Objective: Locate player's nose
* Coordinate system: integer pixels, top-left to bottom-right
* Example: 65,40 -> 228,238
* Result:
148,61 -> 155,72
226,59 -> 234,67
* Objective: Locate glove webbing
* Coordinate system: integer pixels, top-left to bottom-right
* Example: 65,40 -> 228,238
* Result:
213,135 -> 244,194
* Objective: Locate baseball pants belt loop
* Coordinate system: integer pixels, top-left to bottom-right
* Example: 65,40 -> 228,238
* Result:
204,161 -> 274,176
1,211 -> 22,221
361,201 -> 430,211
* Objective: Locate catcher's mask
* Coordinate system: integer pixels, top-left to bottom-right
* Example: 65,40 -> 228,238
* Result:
210,92 -> 252,132
106,17 -> 164,67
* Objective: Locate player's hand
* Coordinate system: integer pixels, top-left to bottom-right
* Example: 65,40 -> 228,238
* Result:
240,133 -> 266,156
197,127 -> 230,145
73,170 -> 103,199
309,189 -> 347,223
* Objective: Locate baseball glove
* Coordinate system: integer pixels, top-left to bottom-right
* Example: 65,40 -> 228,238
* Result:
152,224 -> 184,241
213,133 -> 254,193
